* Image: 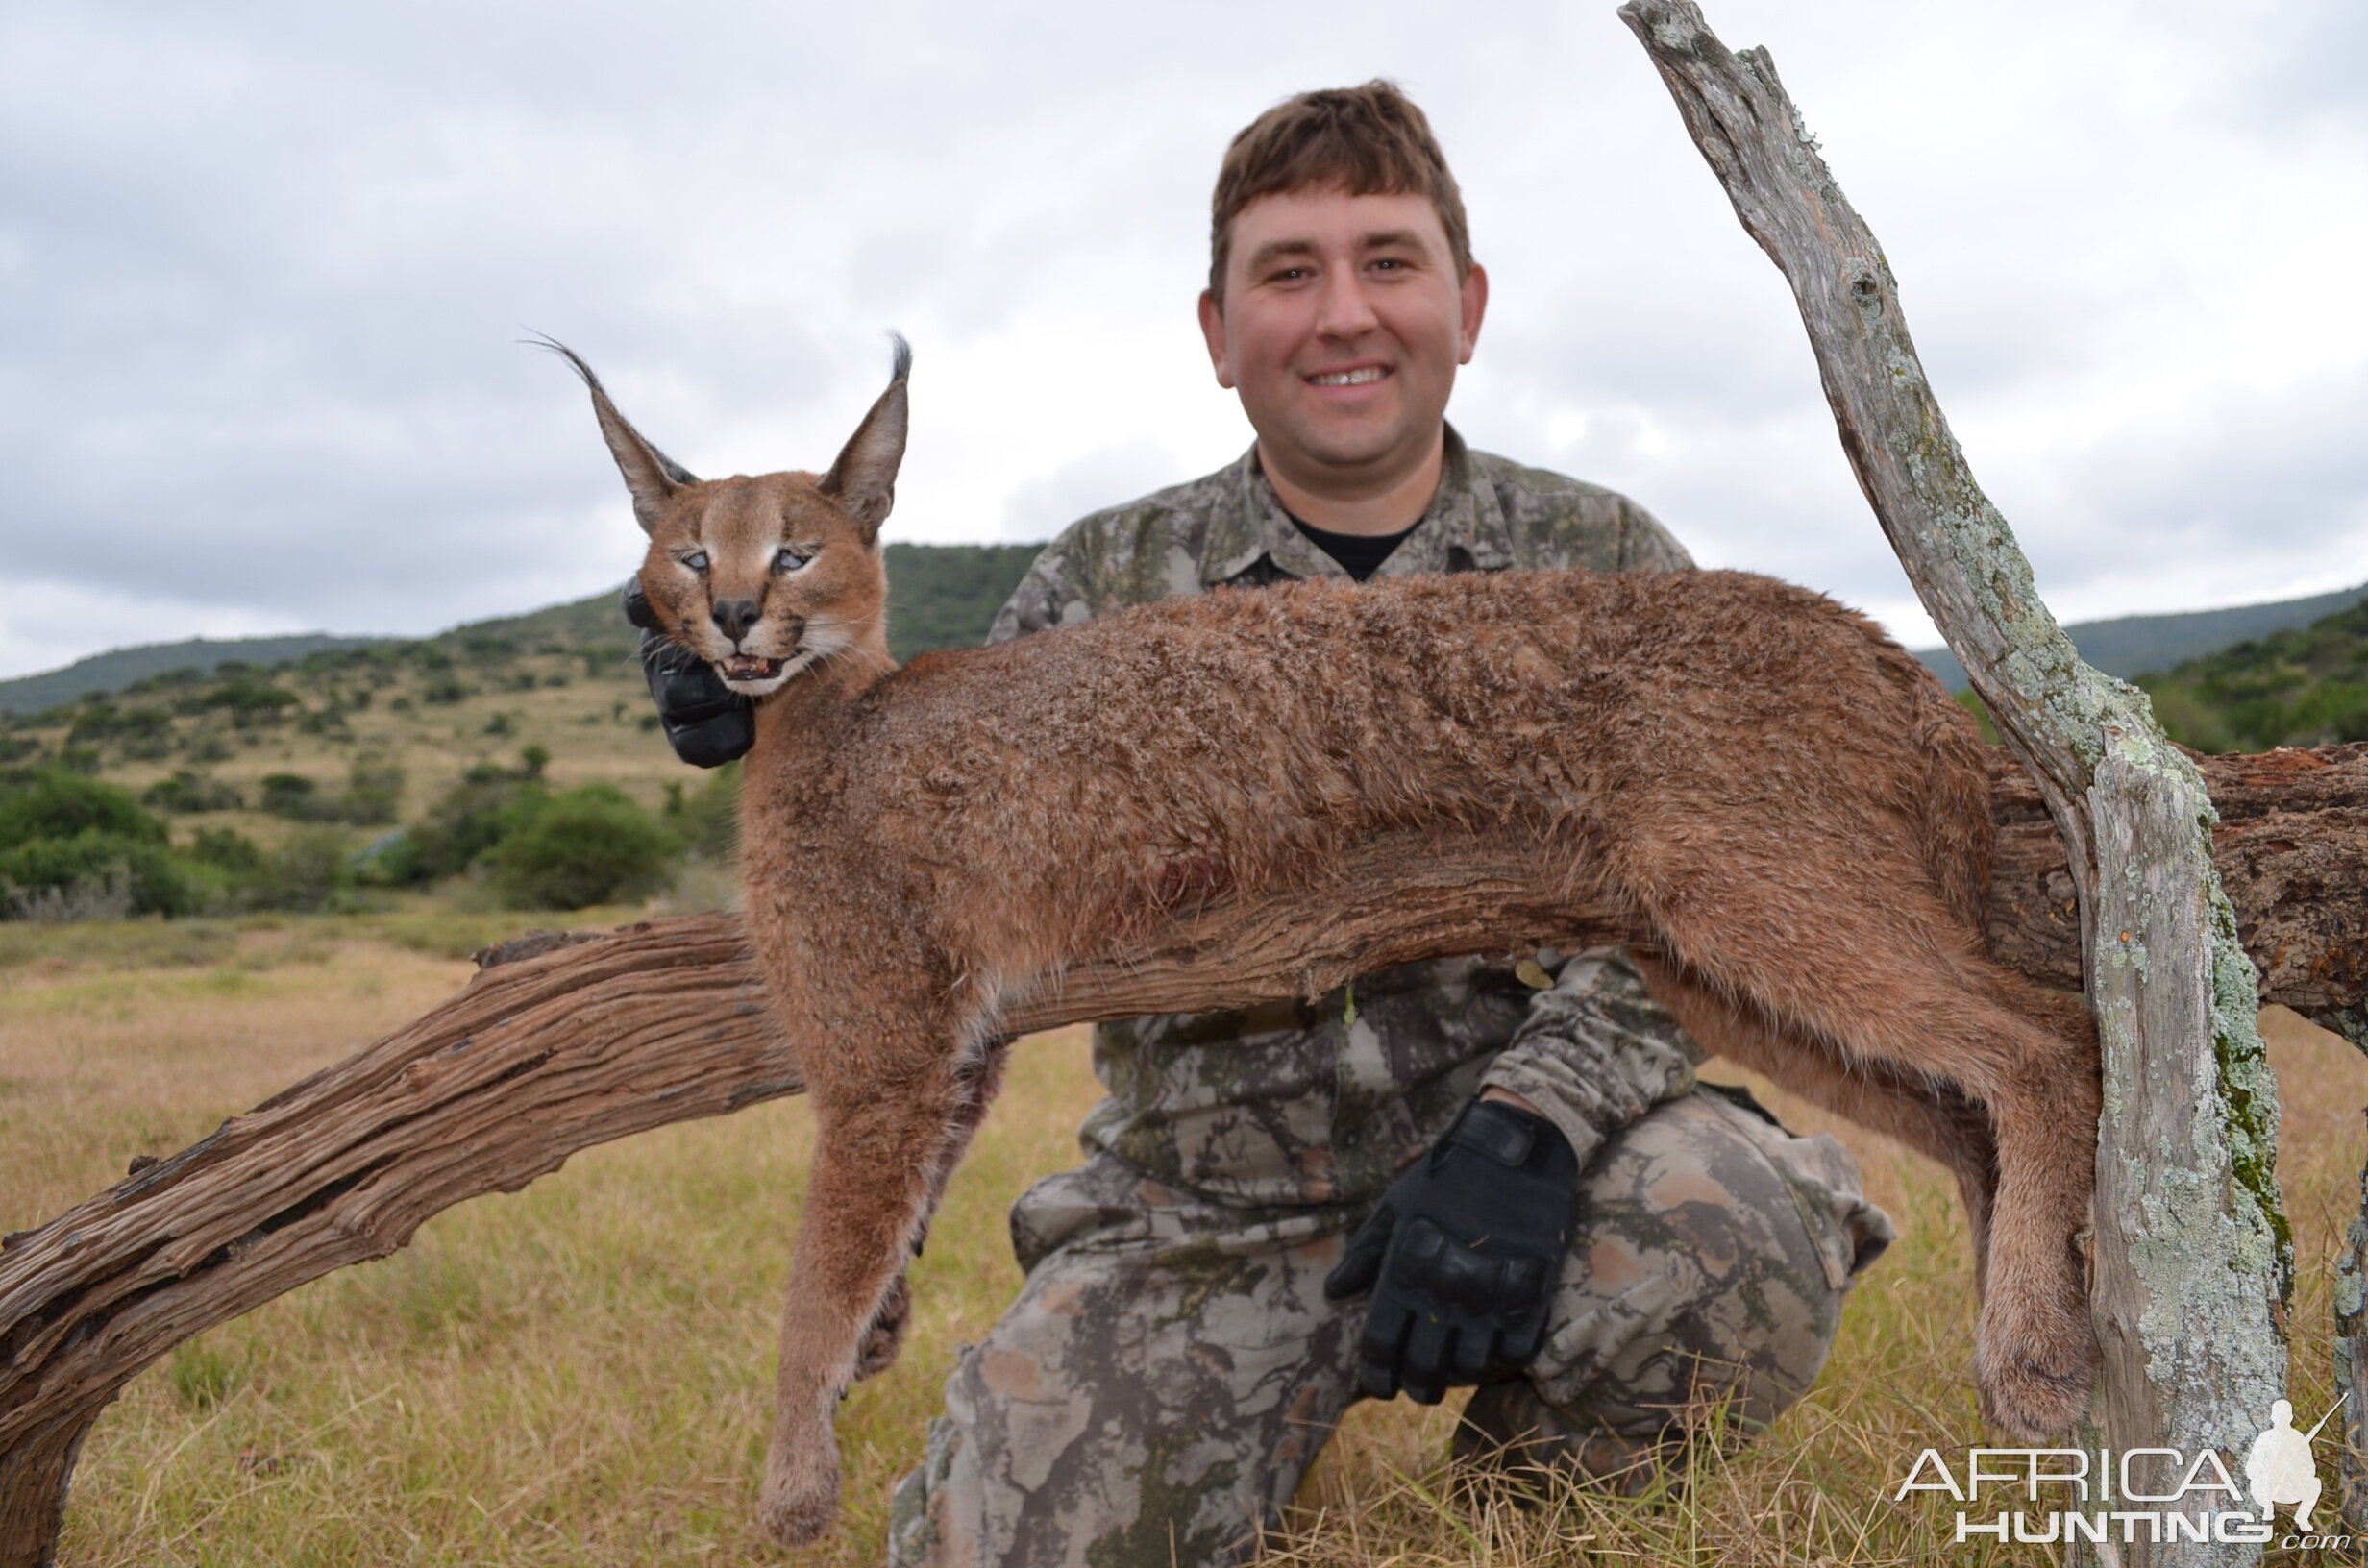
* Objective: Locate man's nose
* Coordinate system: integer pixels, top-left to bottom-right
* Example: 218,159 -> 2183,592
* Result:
1312,272 -> 1381,339
711,598 -> 761,643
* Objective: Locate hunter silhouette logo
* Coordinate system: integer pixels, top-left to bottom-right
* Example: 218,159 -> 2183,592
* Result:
1895,1394 -> 2350,1549
2242,1397 -> 2336,1531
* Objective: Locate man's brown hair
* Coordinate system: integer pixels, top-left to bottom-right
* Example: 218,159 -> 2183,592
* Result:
1209,80 -> 1473,299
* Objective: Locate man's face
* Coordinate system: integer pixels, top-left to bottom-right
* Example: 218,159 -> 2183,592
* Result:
1199,186 -> 1487,488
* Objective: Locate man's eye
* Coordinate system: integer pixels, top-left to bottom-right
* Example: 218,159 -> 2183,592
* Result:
681,551 -> 709,573
774,547 -> 813,573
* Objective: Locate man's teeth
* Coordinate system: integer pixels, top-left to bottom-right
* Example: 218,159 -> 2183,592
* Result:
1309,367 -> 1387,385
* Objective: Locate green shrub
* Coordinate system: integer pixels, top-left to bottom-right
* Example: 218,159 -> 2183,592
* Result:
488,785 -> 678,910
65,702 -> 173,747
259,772 -> 340,821
0,830 -> 198,917
0,771 -> 164,849
188,827 -> 265,879
0,773 -> 198,917
341,759 -> 405,826
388,768 -> 550,886
143,771 -> 244,814
200,676 -> 298,726
246,829 -> 354,912
358,753 -> 552,889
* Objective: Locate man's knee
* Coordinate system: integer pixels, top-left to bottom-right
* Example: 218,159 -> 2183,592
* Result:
1453,1086 -> 1892,1488
891,1156 -> 1363,1567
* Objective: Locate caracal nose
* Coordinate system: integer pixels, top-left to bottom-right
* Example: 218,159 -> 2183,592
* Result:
712,598 -> 762,643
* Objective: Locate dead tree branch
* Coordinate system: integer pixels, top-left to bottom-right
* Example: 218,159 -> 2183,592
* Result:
1619,5 -> 2289,1560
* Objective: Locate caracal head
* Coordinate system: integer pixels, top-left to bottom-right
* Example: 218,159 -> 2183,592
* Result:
542,334 -> 908,698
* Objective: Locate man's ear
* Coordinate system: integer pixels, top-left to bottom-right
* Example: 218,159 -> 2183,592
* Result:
1457,261 -> 1489,365
530,334 -> 700,535
1196,289 -> 1237,390
819,333 -> 911,546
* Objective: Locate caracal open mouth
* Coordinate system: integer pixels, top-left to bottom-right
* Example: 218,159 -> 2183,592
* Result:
723,653 -> 785,681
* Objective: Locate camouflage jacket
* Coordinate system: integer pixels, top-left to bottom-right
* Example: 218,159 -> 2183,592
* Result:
987,428 -> 1703,1210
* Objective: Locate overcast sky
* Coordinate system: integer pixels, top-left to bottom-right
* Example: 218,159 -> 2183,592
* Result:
2,0 -> 2362,679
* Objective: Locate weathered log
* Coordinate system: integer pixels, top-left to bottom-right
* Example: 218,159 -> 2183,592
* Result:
1,747 -> 2362,1562
1619,6 -> 2289,1563
0,830 -> 1632,1566
1989,744 -> 2368,1045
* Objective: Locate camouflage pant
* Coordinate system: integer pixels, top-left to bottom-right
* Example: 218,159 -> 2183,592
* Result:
887,1086 -> 1893,1568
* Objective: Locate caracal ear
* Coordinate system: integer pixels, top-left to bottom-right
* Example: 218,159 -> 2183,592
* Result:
818,334 -> 910,546
527,333 -> 701,535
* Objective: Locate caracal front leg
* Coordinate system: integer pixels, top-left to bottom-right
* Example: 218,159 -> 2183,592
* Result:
761,1070 -> 969,1546
852,1037 -> 1012,1383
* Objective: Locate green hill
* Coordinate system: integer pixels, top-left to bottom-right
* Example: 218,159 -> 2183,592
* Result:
2135,598 -> 2368,753
1914,582 -> 2368,695
883,542 -> 1041,658
0,635 -> 384,715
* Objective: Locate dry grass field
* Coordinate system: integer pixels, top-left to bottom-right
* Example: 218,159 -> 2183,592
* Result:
6,916 -> 2366,1565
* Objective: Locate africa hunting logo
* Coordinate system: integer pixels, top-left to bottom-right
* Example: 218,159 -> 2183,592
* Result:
1892,1397 -> 2349,1551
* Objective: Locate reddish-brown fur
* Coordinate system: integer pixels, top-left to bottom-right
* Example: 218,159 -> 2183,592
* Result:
555,343 -> 2100,1546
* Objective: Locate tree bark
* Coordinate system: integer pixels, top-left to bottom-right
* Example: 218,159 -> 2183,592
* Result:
1619,6 -> 2291,1562
2338,1132 -> 2368,1532
1,748 -> 2362,1564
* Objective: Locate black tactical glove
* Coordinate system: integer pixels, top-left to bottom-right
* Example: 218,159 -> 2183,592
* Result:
1323,1097 -> 1581,1405
623,582 -> 754,769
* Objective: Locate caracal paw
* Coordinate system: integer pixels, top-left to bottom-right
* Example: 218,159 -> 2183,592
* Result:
759,1431 -> 841,1546
1975,1294 -> 2097,1440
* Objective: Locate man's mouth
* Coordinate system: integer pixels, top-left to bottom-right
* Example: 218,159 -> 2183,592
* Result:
1306,366 -> 1389,386
722,654 -> 784,680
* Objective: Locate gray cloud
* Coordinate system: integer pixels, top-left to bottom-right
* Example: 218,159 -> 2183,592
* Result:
0,0 -> 2361,675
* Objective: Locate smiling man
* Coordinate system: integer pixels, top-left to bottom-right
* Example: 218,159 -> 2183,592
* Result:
861,84 -> 1899,1568
1195,181 -> 1486,537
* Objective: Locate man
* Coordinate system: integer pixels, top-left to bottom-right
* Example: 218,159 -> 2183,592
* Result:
640,81 -> 1892,1568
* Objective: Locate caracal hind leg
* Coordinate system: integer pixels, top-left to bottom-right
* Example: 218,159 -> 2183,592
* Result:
762,1064 -> 973,1546
1630,952 -> 1999,1286
1644,879 -> 2099,1438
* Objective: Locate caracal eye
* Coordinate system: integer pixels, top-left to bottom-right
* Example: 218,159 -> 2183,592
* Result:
680,550 -> 710,574
774,546 -> 814,574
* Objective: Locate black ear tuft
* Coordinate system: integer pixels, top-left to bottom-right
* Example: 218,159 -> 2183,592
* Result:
524,332 -> 702,524
819,334 -> 911,545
